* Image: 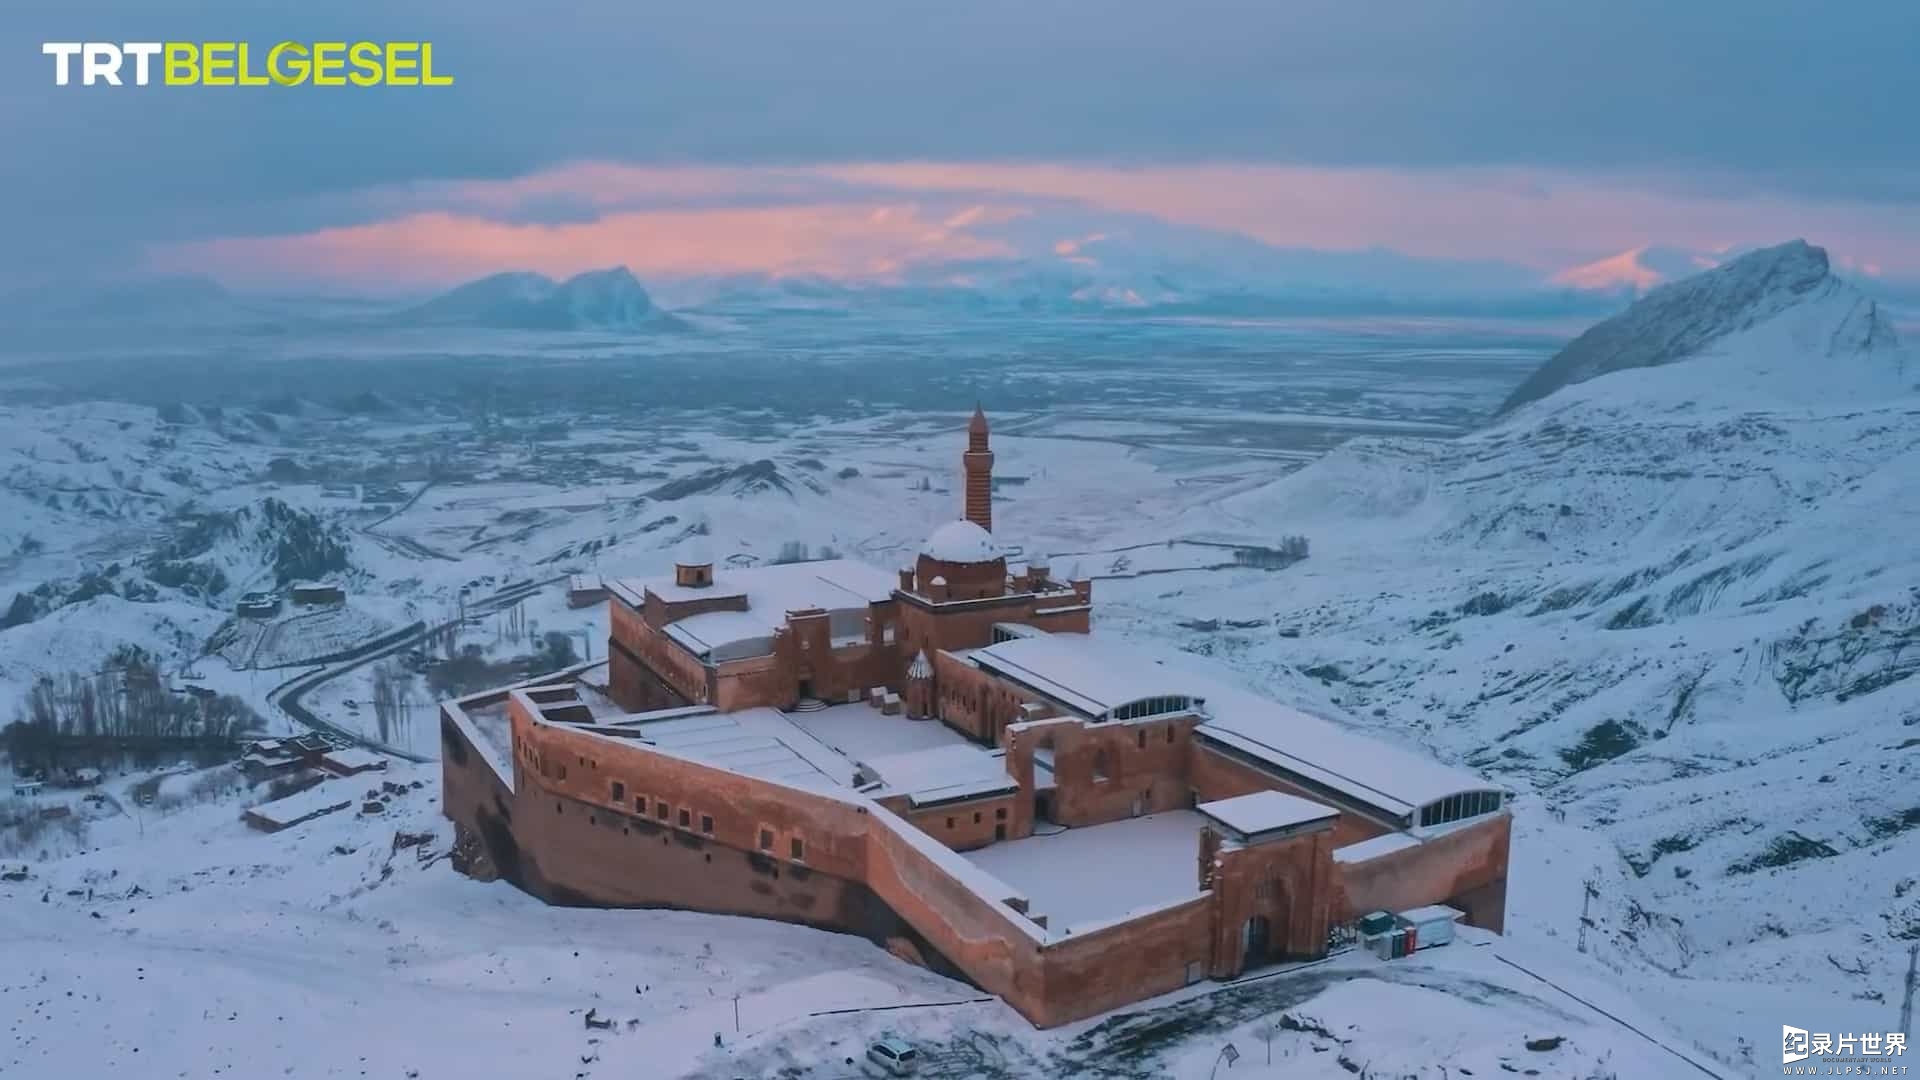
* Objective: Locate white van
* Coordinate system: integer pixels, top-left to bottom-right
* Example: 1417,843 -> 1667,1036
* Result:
865,1036 -> 918,1075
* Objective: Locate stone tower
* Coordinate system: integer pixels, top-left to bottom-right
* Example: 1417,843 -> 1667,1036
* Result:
964,404 -> 994,532
905,650 -> 934,719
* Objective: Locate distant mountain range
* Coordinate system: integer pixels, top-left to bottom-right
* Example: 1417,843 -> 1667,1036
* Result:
391,266 -> 688,332
7,242 -> 1913,335
0,266 -> 688,336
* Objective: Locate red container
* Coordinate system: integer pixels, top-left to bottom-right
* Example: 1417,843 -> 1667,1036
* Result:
1405,925 -> 1419,953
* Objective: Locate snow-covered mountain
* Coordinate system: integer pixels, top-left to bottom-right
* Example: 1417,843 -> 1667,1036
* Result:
394,266 -> 687,331
0,274 -> 275,331
1548,245 -> 1727,295
1114,239 -> 1920,1069
676,221 -> 1624,318
1500,240 -> 1904,414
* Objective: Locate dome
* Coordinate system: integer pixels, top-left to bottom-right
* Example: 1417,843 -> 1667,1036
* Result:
920,520 -> 1000,564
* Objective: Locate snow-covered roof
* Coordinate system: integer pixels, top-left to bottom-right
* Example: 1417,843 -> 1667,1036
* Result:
245,783 -> 353,830
858,744 -> 1015,807
321,748 -> 387,772
1194,694 -> 1494,823
613,559 -> 897,659
624,707 -> 857,789
971,634 -> 1204,719
1197,790 -> 1335,839
980,631 -> 1493,823
664,610 -> 779,661
921,520 -> 1000,563
620,557 -> 894,608
963,810 -> 1207,935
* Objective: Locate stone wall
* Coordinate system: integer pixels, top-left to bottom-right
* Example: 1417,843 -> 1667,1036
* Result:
611,600 -> 710,706
1029,895 -> 1214,1027
443,686 -> 1509,1030
884,791 -> 1021,851
1333,812 -> 1510,932
930,648 -> 1032,743
1041,715 -> 1199,827
1205,825 -> 1336,976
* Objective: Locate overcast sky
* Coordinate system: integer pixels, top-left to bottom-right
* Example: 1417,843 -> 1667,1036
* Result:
6,0 -> 1917,292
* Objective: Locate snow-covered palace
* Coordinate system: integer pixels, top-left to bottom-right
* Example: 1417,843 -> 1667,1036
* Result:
439,408 -> 1510,1027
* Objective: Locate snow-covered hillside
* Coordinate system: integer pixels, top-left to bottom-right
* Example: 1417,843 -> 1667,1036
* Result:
1499,240 -> 1903,414
1101,241 -> 1920,1071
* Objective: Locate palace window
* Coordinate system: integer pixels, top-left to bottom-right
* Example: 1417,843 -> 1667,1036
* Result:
1419,790 -> 1502,828
790,837 -> 805,861
1109,695 -> 1205,721
678,808 -> 691,829
701,814 -> 714,835
656,800 -> 670,821
610,781 -> 625,804
1092,748 -> 1112,782
759,828 -> 774,851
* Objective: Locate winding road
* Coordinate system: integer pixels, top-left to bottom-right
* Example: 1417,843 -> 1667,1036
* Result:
269,575 -> 567,763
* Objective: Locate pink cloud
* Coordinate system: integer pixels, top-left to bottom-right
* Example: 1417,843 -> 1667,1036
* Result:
150,160 -> 1920,292
154,202 -> 1018,290
822,162 -> 1917,277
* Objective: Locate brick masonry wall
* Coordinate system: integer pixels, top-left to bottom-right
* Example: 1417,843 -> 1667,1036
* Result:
1206,827 -> 1336,976
930,651 -> 1031,743
611,600 -> 710,705
1029,895 -> 1214,1027
896,592 -> 1085,661
1043,716 -> 1198,827
885,792 -> 1020,851
441,708 -> 517,882
1332,812 -> 1510,931
859,811 -> 1047,1016
444,689 -> 1507,1028
712,652 -> 790,711
450,703 -> 1271,1027
645,589 -> 749,624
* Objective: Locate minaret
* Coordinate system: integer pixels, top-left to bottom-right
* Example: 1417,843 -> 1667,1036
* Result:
964,404 -> 994,532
